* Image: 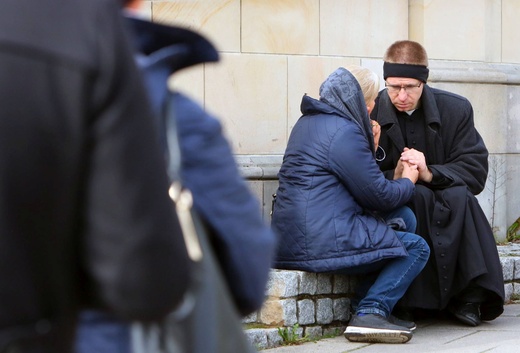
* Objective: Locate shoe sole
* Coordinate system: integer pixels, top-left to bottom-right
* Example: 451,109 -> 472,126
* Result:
454,313 -> 481,327
344,327 -> 412,344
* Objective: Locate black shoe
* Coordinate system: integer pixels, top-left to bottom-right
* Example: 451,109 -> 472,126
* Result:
451,302 -> 482,327
344,314 -> 413,343
389,314 -> 416,331
392,306 -> 415,322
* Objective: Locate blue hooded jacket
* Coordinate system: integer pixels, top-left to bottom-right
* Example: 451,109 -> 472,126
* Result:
127,17 -> 276,316
272,68 -> 415,272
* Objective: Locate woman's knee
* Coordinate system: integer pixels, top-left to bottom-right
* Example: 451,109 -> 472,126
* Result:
400,232 -> 430,260
384,206 -> 417,233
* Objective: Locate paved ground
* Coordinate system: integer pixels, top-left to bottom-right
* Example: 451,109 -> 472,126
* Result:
262,303 -> 520,353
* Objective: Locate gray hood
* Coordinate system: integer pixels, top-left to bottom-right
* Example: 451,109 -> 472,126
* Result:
319,67 -> 375,153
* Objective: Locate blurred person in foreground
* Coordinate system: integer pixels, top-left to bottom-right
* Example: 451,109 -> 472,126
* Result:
371,40 -> 504,326
0,0 -> 191,352
75,0 -> 277,352
124,0 -> 276,319
271,66 -> 430,343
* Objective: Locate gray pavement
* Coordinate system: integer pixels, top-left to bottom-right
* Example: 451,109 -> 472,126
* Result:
262,303 -> 520,353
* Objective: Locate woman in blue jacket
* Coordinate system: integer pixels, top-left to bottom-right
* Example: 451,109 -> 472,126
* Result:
271,66 -> 430,344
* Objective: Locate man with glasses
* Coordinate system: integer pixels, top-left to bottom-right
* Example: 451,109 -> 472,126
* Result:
371,40 -> 504,327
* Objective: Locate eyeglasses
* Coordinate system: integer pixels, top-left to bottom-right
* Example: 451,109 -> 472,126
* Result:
385,82 -> 422,94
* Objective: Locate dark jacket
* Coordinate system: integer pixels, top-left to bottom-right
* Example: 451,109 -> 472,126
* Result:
127,17 -> 277,316
371,84 -> 504,319
272,68 -> 415,273
0,0 -> 190,350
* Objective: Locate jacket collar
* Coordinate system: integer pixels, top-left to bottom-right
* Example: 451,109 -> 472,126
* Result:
125,16 -> 219,75
124,16 -> 219,117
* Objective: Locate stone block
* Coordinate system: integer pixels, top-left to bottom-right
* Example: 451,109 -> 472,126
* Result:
316,298 -> 333,324
304,326 -> 323,339
513,282 -> 520,297
503,0 -> 520,63
324,326 -> 344,337
316,273 -> 332,294
505,283 -> 514,302
242,0 -> 319,55
205,53 -> 288,155
321,0 -> 408,57
259,298 -> 297,326
410,0 -> 501,62
333,274 -> 350,294
245,328 -> 268,350
299,272 -> 318,295
514,258 -> 520,281
266,328 -> 283,349
502,257 -> 515,281
333,298 -> 351,322
297,299 -> 315,325
152,0 -> 240,53
266,270 -> 299,298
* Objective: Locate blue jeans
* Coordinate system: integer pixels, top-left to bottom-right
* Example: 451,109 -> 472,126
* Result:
75,310 -> 130,353
341,206 -> 429,318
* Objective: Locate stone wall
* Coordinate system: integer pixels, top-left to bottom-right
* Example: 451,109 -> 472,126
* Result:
243,270 -> 357,349
245,244 -> 520,350
138,1 -> 520,240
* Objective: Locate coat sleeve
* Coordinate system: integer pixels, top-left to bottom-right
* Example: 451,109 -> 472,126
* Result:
328,123 -> 415,212
427,99 -> 489,195
174,93 -> 277,316
83,2 -> 190,321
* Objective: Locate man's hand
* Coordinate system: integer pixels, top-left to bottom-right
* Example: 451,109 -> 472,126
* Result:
401,160 -> 419,184
371,120 -> 381,151
400,147 -> 433,183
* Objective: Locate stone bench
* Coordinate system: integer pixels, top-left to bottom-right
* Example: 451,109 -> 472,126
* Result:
244,243 -> 520,350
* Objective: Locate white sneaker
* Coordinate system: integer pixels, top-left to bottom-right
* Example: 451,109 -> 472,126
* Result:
344,314 -> 413,344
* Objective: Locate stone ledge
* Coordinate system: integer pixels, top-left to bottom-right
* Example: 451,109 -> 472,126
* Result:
428,60 -> 520,84
245,243 -> 520,350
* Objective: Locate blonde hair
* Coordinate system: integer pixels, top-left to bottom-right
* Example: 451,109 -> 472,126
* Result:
344,65 -> 380,105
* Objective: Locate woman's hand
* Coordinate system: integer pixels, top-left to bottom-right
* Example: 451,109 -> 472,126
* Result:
371,120 -> 381,151
401,160 -> 419,184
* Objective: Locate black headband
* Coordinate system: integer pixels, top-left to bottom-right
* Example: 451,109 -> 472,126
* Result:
383,62 -> 429,83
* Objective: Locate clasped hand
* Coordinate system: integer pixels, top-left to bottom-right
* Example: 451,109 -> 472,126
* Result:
396,147 -> 432,183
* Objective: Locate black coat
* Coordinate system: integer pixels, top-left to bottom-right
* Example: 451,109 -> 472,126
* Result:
371,85 -> 504,320
0,0 -> 190,350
